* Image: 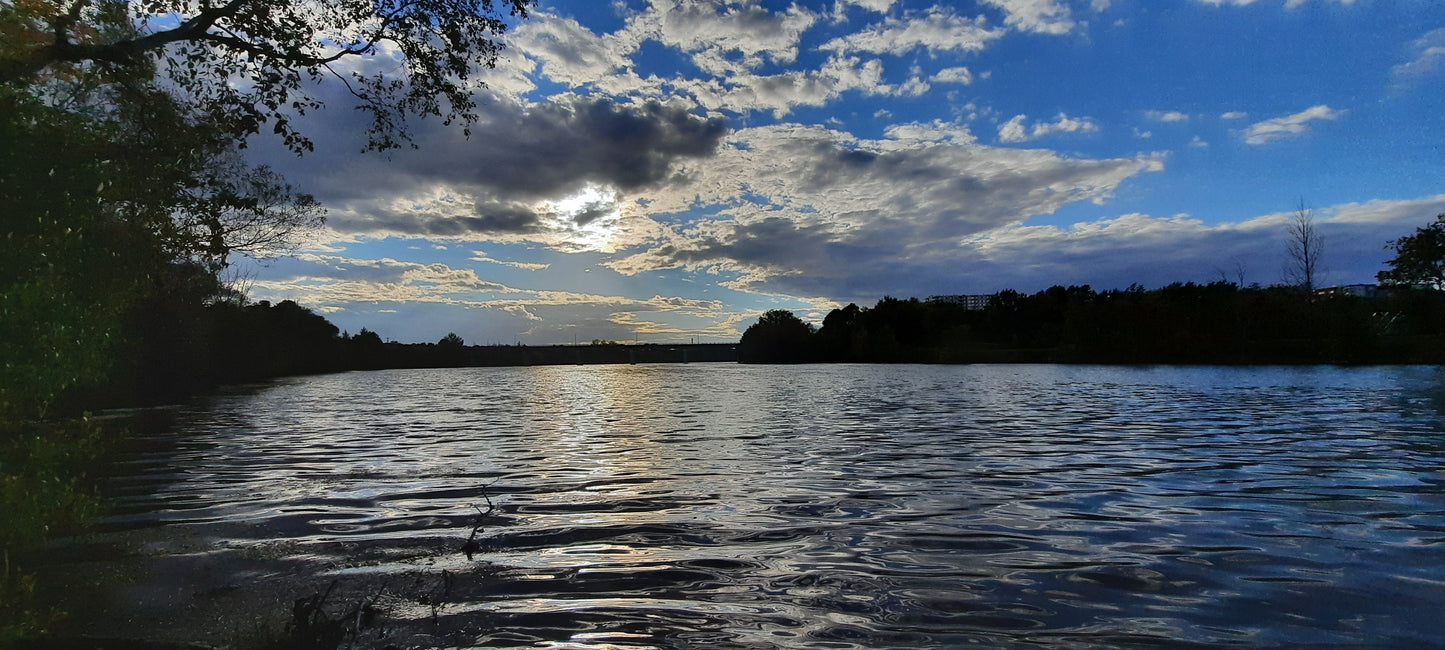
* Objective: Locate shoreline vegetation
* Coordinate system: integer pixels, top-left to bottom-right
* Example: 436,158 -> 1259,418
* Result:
740,283 -> 1445,366
32,281 -> 1445,422
36,280 -> 1445,419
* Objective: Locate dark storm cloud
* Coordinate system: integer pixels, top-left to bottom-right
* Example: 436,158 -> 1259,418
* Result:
326,201 -> 544,236
369,96 -> 728,199
465,201 -> 548,233
446,98 -> 728,198
667,217 -> 839,269
250,92 -> 728,237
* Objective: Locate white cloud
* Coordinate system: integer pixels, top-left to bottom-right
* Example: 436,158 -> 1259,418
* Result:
998,114 -> 1029,143
494,3 -> 1000,121
933,66 -> 975,85
1188,135 -> 1209,148
511,13 -> 637,88
1239,105 -> 1345,145
833,0 -> 896,16
881,120 -> 978,144
1391,28 -> 1445,88
941,193 -> 1445,293
666,54 -> 891,117
250,255 -> 742,341
625,0 -> 817,72
981,0 -> 1076,35
998,112 -> 1100,143
1145,110 -> 1190,122
605,122 -> 1161,300
896,66 -> 931,96
1220,111 -> 1248,120
255,255 -> 516,307
819,7 -> 1005,56
1032,113 -> 1100,138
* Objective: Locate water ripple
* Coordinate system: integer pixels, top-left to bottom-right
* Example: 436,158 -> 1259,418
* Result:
46,364 -> 1445,648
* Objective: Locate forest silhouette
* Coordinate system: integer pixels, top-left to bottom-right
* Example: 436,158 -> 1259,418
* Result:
741,283 -> 1445,366
48,276 -> 1445,416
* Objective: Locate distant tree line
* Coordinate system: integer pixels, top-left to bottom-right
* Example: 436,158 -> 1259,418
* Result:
741,281 -> 1445,365
48,302 -> 739,412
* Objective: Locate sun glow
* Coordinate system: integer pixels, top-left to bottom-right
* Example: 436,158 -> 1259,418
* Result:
539,184 -> 624,252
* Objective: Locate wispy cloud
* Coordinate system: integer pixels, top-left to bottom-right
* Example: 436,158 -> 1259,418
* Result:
249,255 -> 740,342
1391,28 -> 1445,89
819,7 -> 1005,56
998,112 -> 1100,143
469,251 -> 551,271
1239,105 -> 1344,145
1145,110 -> 1190,123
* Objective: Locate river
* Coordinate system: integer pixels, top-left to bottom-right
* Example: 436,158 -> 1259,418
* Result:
38,364 -> 1445,648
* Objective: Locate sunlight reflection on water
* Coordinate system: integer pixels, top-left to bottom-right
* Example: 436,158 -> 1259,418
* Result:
72,364 -> 1445,647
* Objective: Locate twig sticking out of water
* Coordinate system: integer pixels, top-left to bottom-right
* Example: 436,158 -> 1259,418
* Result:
415,570 -> 454,622
459,488 -> 496,560
278,580 -> 392,650
284,581 -> 343,649
351,582 -> 388,643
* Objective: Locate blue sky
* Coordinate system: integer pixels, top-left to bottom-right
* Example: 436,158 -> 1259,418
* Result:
240,0 -> 1445,344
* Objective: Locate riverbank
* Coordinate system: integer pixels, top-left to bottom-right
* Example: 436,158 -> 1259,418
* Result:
0,417 -> 110,644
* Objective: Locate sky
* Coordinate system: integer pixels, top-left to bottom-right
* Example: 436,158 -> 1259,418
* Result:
238,0 -> 1445,345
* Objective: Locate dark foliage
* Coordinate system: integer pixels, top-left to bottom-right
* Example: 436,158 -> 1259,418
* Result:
1,0 -> 535,152
1379,214 -> 1445,290
741,283 -> 1445,365
739,310 -> 816,363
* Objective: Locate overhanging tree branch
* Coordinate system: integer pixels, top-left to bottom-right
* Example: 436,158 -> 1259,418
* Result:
2,0 -> 534,151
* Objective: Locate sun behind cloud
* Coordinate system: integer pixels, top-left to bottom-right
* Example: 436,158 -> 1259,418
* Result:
537,183 -> 626,252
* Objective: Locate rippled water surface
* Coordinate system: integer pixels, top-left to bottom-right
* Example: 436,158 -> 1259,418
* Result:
50,364 -> 1445,647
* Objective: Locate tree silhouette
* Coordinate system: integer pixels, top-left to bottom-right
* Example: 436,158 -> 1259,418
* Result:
739,310 -> 815,363
1378,214 -> 1445,290
176,156 -> 325,268
1,0 -> 540,415
1,0 -> 534,152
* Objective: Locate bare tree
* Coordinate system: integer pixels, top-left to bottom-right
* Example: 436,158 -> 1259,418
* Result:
1282,201 -> 1325,293
1214,257 -> 1249,288
176,154 -> 326,267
